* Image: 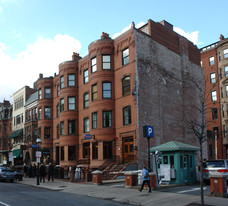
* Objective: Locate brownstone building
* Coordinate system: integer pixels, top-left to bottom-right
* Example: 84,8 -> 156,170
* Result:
34,19 -> 204,171
0,100 -> 12,165
200,34 -> 228,159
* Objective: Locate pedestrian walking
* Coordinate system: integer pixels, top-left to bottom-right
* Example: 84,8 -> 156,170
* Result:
39,164 -> 46,183
139,166 -> 151,193
48,163 -> 55,182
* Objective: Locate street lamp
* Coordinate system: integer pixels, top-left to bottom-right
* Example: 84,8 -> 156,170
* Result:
36,137 -> 41,185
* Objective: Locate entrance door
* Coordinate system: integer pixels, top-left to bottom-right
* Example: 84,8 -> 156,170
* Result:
123,137 -> 134,162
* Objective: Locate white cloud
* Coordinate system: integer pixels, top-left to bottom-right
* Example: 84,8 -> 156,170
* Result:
112,22 -> 146,39
0,34 -> 81,102
174,27 -> 202,46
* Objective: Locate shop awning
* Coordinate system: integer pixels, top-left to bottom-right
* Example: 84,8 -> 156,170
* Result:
9,129 -> 23,138
13,149 -> 22,158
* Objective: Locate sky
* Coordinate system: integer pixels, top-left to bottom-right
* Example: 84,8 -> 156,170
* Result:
0,0 -> 228,102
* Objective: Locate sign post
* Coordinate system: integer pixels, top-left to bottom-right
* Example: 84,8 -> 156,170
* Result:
143,126 -> 154,171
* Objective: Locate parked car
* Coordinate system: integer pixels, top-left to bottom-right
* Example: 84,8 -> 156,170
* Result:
203,159 -> 228,183
0,167 -> 15,183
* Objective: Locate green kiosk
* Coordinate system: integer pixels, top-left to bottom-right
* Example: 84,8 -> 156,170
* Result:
150,141 -> 199,185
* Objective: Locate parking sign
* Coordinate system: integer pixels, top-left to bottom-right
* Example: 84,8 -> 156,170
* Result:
143,126 -> 154,138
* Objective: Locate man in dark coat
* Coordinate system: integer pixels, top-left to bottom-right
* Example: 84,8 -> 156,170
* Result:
48,163 -> 55,182
39,164 -> 46,183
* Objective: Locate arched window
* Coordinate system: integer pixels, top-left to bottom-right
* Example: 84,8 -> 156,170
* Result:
122,76 -> 131,96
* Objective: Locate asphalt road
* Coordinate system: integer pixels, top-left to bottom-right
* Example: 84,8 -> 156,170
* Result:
0,182 -> 134,206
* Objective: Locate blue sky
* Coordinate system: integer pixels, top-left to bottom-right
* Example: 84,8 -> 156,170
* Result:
0,0 -> 227,102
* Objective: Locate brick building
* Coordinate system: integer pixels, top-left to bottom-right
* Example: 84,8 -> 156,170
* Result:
200,34 -> 228,159
34,19 -> 204,171
0,100 -> 12,165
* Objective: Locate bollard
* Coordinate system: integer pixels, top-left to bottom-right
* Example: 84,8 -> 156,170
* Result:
210,174 -> 228,198
92,170 -> 103,185
124,171 -> 138,188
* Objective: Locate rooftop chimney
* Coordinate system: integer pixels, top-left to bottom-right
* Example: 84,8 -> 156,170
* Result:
101,32 -> 111,39
39,73 -> 43,79
72,52 -> 81,61
160,20 -> 173,31
220,34 -> 224,41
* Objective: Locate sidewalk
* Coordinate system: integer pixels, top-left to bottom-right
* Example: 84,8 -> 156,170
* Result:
18,178 -> 228,206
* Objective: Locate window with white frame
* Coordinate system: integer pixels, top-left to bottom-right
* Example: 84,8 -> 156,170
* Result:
84,69 -> 88,83
60,121 -> 64,135
211,91 -> 217,101
224,48 -> 228,59
102,55 -> 111,70
226,85 -> 228,96
60,98 -> 64,112
123,106 -> 131,125
44,107 -> 51,119
209,56 -> 214,66
83,93 -> 89,108
102,82 -> 111,98
38,89 -> 42,99
68,74 -> 75,87
225,66 -> 228,77
68,97 -> 75,110
122,48 -> 129,66
92,112 -> 98,129
60,76 -> 64,89
210,73 -> 216,83
91,57 -> 97,73
84,117 -> 89,133
44,87 -> 51,98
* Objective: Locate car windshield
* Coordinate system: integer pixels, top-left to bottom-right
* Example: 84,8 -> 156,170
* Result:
206,160 -> 225,168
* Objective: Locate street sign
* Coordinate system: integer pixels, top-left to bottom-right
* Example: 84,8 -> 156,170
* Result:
36,157 -> 40,163
85,134 -> 92,140
36,151 -> 42,158
143,126 -> 154,138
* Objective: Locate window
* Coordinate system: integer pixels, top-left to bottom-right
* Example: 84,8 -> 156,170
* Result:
84,117 -> 89,133
44,107 -> 51,119
222,105 -> 225,117
103,111 -> 112,128
68,120 -> 76,135
38,108 -> 42,120
44,127 -> 51,139
209,56 -> 214,66
102,82 -> 111,98
56,104 -> 59,117
122,76 -> 131,96
102,55 -> 111,70
44,88 -> 51,98
226,86 -> 228,96
57,85 -> 60,96
83,143 -> 90,158
224,48 -> 228,59
68,74 -> 75,87
68,146 -> 76,160
38,89 -> 42,99
57,124 -> 60,139
122,48 -> 129,65
92,112 -> 98,129
223,124 -> 226,138
123,106 -> 131,125
68,97 -> 75,110
60,98 -> 64,112
60,121 -> 64,135
210,73 -> 216,83
211,91 -> 217,101
219,52 -> 221,61
91,57 -> 97,73
61,146 -> 64,161
212,108 -> 218,120
91,84 -> 97,101
221,87 -> 224,98
60,76 -> 64,89
225,66 -> 228,77
83,93 -> 89,108
84,69 -> 88,83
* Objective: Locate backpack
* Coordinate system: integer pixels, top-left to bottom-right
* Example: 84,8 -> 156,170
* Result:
144,171 -> 149,178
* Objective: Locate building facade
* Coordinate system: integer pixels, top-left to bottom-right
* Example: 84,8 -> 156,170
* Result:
0,100 -> 12,165
200,34 -> 228,159
33,19 -> 204,171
